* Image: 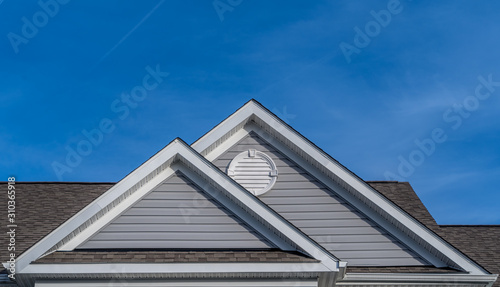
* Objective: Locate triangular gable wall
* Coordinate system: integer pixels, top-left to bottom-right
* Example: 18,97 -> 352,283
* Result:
13,138 -> 341,276
78,170 -> 274,249
213,132 -> 427,266
191,99 -> 490,275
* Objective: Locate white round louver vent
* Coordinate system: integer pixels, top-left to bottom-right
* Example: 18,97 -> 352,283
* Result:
227,149 -> 278,196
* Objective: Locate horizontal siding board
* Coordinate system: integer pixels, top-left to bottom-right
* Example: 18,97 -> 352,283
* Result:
145,191 -> 215,200
81,240 -> 270,249
270,203 -> 353,213
273,174 -> 316,182
344,257 -> 427,266
301,227 -> 386,236
261,188 -> 335,198
312,234 -> 396,243
292,219 -> 378,228
105,223 -> 252,232
112,215 -> 241,225
333,249 -> 422,259
79,172 -> 274,250
263,196 -> 343,205
153,184 -> 201,192
133,199 -> 221,208
321,242 -> 409,251
92,232 -> 264,241
271,181 -> 324,190
126,207 -> 231,216
279,211 -> 365,220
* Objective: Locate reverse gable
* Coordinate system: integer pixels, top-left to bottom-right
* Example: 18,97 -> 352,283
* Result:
212,132 -> 427,266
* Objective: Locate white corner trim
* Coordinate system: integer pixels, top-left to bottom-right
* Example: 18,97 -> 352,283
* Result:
191,100 -> 489,275
22,262 -> 331,274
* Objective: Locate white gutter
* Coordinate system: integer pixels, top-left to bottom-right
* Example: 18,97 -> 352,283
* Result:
338,273 -> 498,286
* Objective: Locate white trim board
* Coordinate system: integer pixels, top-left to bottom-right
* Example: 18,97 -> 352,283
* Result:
22,262 -> 331,274
338,272 -> 498,286
34,279 -> 319,287
191,99 -> 490,275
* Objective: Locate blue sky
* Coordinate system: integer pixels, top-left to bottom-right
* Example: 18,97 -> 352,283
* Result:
1,0 -> 499,224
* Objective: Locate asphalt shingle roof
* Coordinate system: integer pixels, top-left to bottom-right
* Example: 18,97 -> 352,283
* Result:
0,182 -> 113,270
367,181 -> 500,286
33,250 -> 317,264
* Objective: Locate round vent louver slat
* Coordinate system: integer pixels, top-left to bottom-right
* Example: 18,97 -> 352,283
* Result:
227,149 -> 278,196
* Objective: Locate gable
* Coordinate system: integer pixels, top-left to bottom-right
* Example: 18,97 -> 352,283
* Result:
78,171 -> 274,249
213,132 -> 427,266
190,99 -> 492,276
12,138 -> 342,282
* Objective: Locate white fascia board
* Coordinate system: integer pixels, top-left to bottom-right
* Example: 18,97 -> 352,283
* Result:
15,140 -> 184,273
35,280 -> 319,287
203,127 -> 250,162
173,142 -> 341,271
191,100 -> 488,275
339,273 -> 498,286
22,262 -> 330,274
192,101 -> 256,153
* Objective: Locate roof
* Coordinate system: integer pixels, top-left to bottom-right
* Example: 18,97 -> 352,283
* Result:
2,181 -> 498,280
32,250 -> 317,264
366,181 -> 440,232
438,225 -> 500,278
367,181 -> 500,286
0,182 -> 113,264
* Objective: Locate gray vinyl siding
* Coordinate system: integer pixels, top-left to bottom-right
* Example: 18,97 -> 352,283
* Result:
213,133 -> 427,266
79,171 -> 274,249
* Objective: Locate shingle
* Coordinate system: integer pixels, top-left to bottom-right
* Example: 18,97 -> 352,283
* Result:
0,182 -> 113,272
368,181 -> 500,286
33,250 -> 317,264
